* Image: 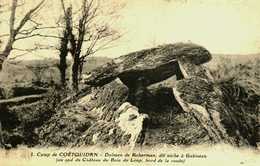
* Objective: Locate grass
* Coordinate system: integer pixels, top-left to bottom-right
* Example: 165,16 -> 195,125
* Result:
210,56 -> 260,98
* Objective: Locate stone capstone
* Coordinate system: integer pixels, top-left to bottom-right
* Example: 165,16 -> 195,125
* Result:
84,43 -> 212,87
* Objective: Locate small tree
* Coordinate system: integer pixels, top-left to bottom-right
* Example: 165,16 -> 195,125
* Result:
0,0 -> 45,70
59,0 -> 121,91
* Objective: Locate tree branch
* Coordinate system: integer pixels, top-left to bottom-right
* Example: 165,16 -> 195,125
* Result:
13,44 -> 58,52
60,0 -> 66,15
0,34 -> 9,38
9,0 -> 17,38
15,33 -> 62,40
14,0 -> 45,37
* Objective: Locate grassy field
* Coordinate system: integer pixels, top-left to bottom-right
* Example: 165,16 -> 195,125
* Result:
209,54 -> 260,96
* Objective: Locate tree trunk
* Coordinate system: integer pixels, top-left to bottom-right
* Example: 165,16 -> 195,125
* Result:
0,57 -> 4,71
72,55 -> 80,91
79,60 -> 84,81
59,54 -> 67,87
58,34 -> 69,87
0,121 -> 4,148
0,42 -> 13,70
0,0 -> 17,70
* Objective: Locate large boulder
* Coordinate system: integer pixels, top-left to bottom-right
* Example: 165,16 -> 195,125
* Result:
173,77 -> 259,146
84,43 -> 212,87
74,102 -> 148,146
78,78 -> 129,121
37,79 -> 148,147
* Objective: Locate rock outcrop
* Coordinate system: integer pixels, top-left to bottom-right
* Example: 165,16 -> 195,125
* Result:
79,42 -> 258,147
0,43 -> 259,149
40,43 -> 257,147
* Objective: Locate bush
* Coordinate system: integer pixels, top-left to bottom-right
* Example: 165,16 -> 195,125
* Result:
0,87 -> 70,148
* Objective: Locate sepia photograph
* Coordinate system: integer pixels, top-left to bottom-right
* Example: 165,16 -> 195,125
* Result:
0,0 -> 259,165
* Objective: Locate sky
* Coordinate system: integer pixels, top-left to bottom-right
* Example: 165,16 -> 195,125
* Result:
111,0 -> 260,56
1,0 -> 260,59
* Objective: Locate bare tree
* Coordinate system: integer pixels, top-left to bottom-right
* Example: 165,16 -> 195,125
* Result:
59,0 -> 121,91
57,5 -> 71,87
0,0 -> 45,70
